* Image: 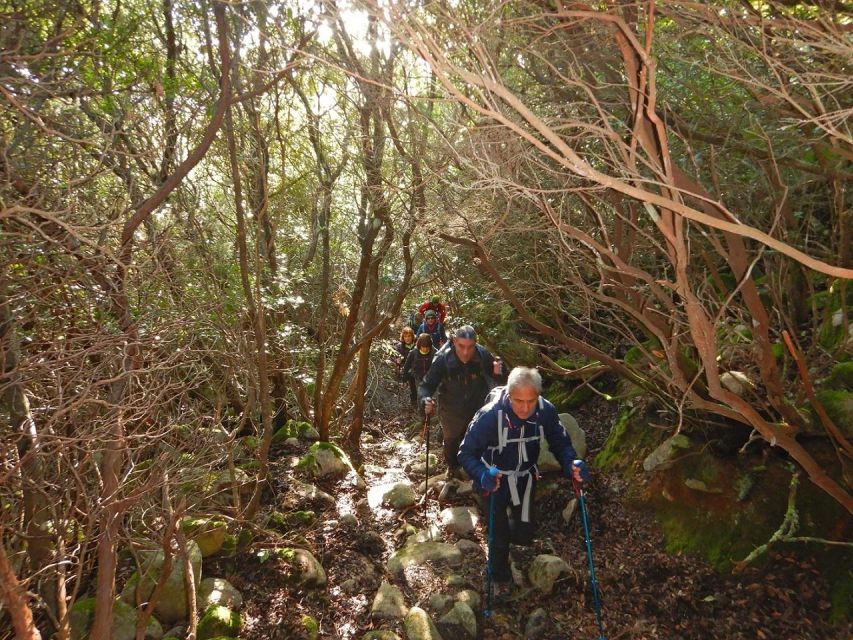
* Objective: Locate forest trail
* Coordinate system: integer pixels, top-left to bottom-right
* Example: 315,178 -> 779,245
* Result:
233,377 -> 847,640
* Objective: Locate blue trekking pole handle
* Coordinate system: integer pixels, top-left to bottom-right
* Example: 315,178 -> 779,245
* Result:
483,465 -> 499,618
573,465 -> 605,640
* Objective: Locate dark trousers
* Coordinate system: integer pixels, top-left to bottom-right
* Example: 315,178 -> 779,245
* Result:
438,406 -> 476,471
475,475 -> 537,582
407,376 -> 417,404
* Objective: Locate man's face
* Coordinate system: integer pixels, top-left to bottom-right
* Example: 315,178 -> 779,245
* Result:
509,384 -> 539,420
426,316 -> 436,326
453,336 -> 476,363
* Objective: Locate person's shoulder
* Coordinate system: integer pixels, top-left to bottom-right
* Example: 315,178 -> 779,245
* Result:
539,397 -> 560,421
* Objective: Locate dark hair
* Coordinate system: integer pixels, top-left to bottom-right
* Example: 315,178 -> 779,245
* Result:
416,333 -> 433,349
454,325 -> 477,340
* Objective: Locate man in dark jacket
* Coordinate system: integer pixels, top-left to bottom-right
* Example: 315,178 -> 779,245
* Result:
416,309 -> 447,349
419,325 -> 502,478
458,366 -> 588,596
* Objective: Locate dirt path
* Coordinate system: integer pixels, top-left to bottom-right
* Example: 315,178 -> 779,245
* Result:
235,378 -> 849,639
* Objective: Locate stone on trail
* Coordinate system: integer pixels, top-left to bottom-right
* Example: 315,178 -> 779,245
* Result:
283,479 -> 336,509
404,606 -> 444,640
524,607 -> 551,639
561,497 -> 578,523
455,539 -> 482,556
181,517 -> 227,557
198,577 -> 243,610
271,547 -> 327,587
528,554 -> 570,594
439,506 -> 480,537
386,541 -> 463,578
405,453 -> 438,474
455,589 -> 481,612
685,478 -> 722,493
437,601 -> 477,639
382,482 -> 418,509
298,441 -> 365,488
416,473 -> 446,494
370,580 -> 409,620
405,525 -> 441,546
642,433 -> 691,472
428,592 -> 452,615
445,574 -> 466,588
362,632 -> 401,640
456,480 -> 473,496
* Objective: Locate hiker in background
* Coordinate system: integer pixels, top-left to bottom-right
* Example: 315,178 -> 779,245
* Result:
405,307 -> 423,331
418,295 -> 447,324
416,309 -> 447,349
402,333 -> 436,407
393,326 -> 416,381
458,366 -> 588,601
419,325 -> 503,479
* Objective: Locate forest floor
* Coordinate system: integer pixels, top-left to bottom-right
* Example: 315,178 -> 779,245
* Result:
230,376 -> 850,640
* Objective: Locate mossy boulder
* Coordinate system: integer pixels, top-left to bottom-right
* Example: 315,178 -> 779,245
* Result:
69,597 -> 163,640
824,361 -> 853,392
197,605 -> 241,640
814,389 -> 853,438
272,419 -> 319,444
181,518 -> 227,557
297,441 -> 364,486
120,540 -> 203,624
302,614 -> 319,640
262,547 -> 327,587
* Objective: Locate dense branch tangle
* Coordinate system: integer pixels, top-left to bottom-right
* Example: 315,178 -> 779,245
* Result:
374,0 -> 852,511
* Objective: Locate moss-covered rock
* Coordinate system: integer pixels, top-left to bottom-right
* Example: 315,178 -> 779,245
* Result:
824,361 -> 853,392
197,605 -> 241,640
814,389 -> 853,437
120,540 -> 203,624
181,518 -> 227,557
297,441 -> 364,486
302,614 -> 319,640
69,597 -> 163,640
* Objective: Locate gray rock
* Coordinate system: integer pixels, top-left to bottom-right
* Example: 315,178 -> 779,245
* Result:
180,518 -> 227,557
340,513 -> 359,526
383,483 -> 418,510
437,602 -> 476,639
528,554 -> 570,594
404,606 -> 444,640
405,525 -> 441,546
454,589 -> 481,612
70,597 -> 163,640
439,507 -> 480,537
386,542 -> 462,577
303,426 -> 321,440
284,437 -> 300,447
363,632 -> 401,640
370,580 -> 409,620
524,607 -> 550,639
199,577 -> 243,610
455,539 -> 482,556
284,479 -> 336,509
445,574 -> 466,587
642,433 -> 691,472
561,498 -> 578,523
720,370 -> 753,396
685,478 -> 722,493
428,592 -> 452,615
456,481 -> 473,496
120,540 -> 203,624
340,578 -> 359,594
559,413 -> 588,459
405,453 -> 438,475
274,547 -> 327,587
416,473 -> 446,494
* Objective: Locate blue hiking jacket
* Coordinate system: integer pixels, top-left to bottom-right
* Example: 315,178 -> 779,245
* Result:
458,386 -> 578,492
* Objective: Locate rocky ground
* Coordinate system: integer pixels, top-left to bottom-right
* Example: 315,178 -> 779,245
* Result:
231,377 -> 850,640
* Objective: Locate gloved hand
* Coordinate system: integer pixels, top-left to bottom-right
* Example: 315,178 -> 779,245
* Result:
568,459 -> 590,483
423,397 -> 435,417
480,466 -> 500,493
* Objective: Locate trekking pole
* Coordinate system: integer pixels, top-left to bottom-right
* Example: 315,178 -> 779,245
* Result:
483,466 -> 499,618
422,413 -> 430,514
572,463 -> 605,640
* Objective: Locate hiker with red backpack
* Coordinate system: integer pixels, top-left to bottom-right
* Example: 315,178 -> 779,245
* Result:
418,295 -> 447,324
457,366 -> 589,604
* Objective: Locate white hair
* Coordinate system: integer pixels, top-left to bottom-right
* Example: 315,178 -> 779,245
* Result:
507,367 -> 542,394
